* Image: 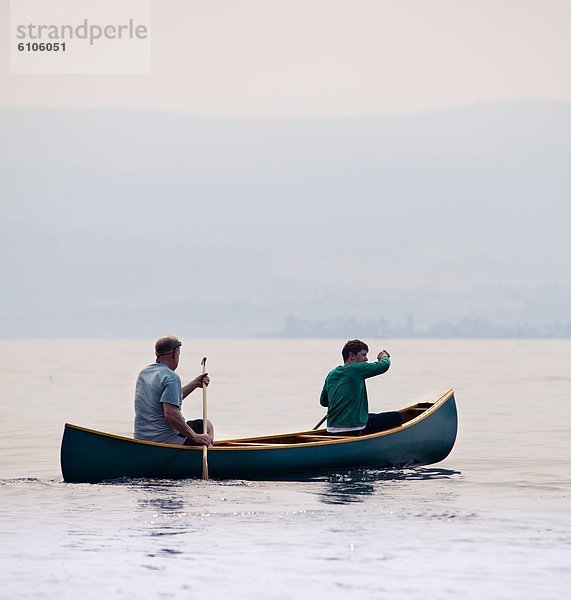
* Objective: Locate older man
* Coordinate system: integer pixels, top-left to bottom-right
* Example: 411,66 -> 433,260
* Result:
134,335 -> 213,446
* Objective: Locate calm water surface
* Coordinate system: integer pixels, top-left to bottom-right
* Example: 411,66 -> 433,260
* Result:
1,339 -> 570,598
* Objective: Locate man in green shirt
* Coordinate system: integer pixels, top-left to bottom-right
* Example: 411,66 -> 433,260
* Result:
319,339 -> 403,435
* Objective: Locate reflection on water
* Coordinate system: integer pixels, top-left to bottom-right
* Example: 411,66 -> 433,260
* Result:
138,497 -> 186,513
107,478 -> 192,513
319,481 -> 376,504
316,468 -> 462,505
324,467 -> 462,482
96,468 -> 462,510
147,548 -> 184,557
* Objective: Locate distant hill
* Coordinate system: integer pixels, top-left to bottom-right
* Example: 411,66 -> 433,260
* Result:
1,101 -> 570,337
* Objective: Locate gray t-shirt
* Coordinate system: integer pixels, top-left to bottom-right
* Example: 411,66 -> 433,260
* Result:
134,362 -> 183,444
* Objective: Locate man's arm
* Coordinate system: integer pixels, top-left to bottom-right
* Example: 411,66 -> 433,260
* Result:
355,352 -> 391,379
182,373 -> 210,399
163,403 -> 212,446
319,385 -> 329,407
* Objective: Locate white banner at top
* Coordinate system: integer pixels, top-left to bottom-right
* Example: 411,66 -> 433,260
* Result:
10,0 -> 152,74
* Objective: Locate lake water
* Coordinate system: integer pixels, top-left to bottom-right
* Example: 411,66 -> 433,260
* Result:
1,339 -> 570,599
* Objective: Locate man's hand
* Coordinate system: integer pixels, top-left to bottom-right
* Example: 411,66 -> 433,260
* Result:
182,373 -> 210,399
191,432 -> 213,447
192,373 -> 210,388
377,350 -> 390,361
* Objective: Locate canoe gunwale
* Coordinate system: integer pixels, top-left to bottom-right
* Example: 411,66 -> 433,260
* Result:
63,389 -> 455,452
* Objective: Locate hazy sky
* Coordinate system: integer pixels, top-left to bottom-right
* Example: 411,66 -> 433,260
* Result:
2,1 -> 570,337
2,0 -> 571,116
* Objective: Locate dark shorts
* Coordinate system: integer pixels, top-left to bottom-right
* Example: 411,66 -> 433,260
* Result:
326,412 -> 403,436
178,419 -> 205,445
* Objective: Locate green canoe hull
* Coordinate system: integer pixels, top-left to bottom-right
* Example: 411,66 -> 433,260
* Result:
61,390 -> 457,483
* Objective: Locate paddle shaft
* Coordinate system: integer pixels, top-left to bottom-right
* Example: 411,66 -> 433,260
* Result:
313,414 -> 327,430
201,357 -> 208,480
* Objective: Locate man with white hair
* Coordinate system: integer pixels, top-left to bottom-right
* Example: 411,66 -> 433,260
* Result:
134,335 -> 213,446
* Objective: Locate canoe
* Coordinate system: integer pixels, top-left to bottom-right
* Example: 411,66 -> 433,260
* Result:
60,389 -> 457,483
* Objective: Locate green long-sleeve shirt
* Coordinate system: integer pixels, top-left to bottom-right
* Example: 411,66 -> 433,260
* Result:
319,357 -> 391,428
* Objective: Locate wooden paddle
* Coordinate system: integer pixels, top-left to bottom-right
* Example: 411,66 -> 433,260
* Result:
201,356 -> 208,481
313,414 -> 327,430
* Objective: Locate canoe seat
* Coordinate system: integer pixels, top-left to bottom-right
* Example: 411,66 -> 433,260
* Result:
401,405 -> 431,423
